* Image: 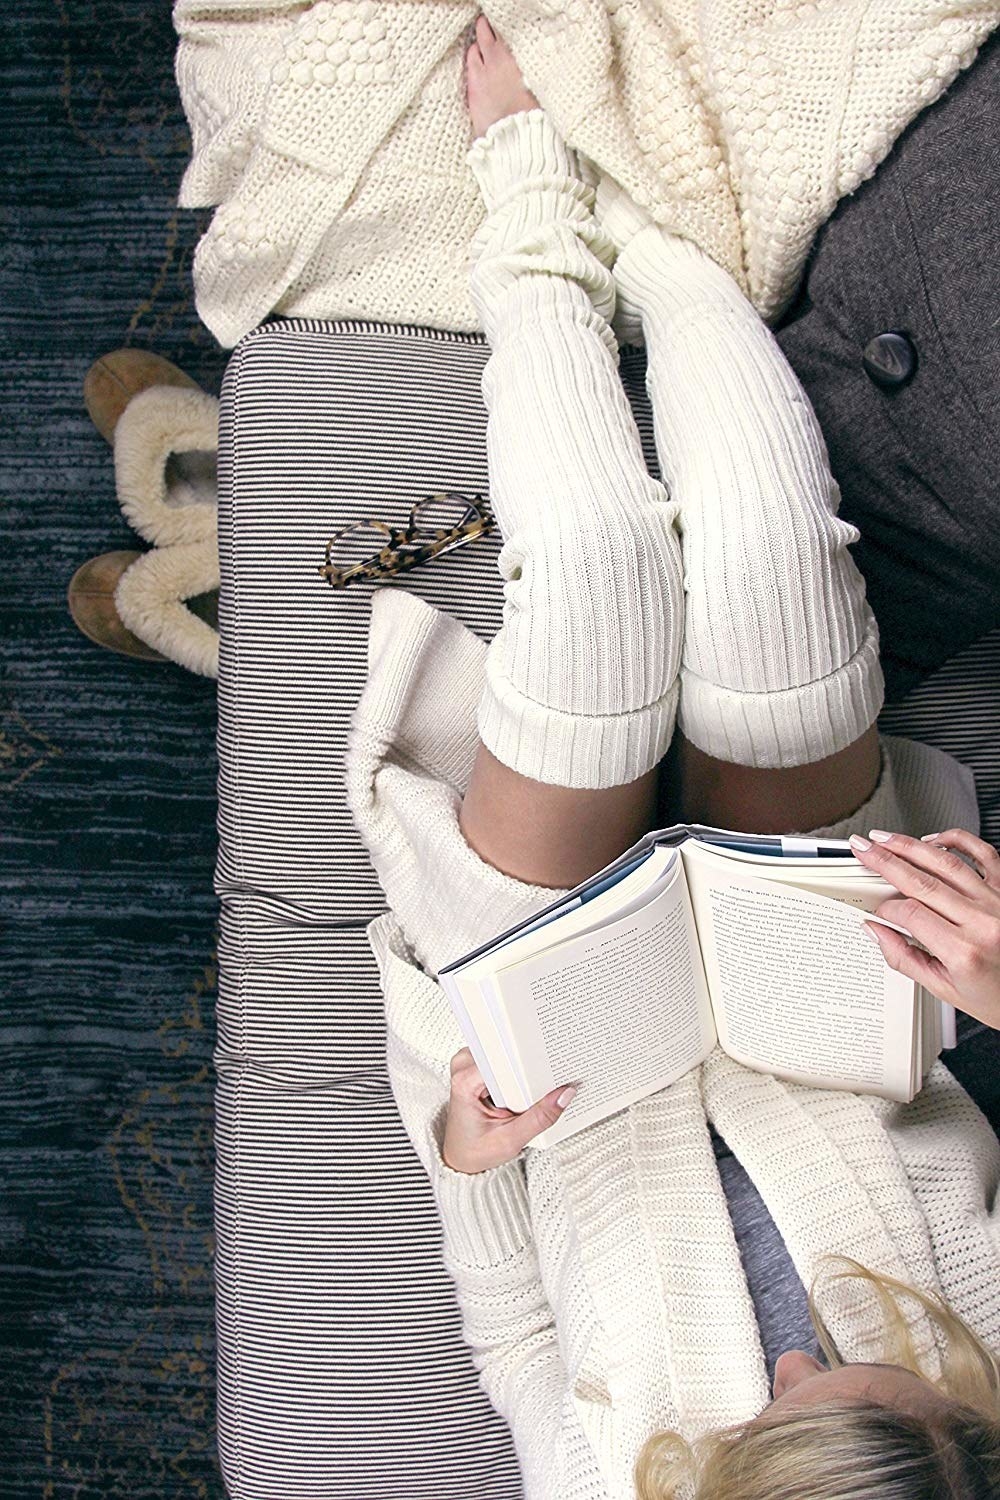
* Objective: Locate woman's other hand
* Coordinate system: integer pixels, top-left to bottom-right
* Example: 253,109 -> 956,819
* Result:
442,1048 -> 578,1174
849,828 -> 1000,1030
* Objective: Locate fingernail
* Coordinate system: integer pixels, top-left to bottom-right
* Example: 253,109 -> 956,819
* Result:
868,829 -> 893,844
849,834 -> 871,852
861,922 -> 881,944
556,1085 -> 578,1110
920,833 -> 940,843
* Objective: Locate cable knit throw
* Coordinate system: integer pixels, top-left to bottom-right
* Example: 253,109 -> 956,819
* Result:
174,0 -> 998,348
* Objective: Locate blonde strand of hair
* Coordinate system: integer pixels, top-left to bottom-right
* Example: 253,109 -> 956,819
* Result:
634,1259 -> 1000,1500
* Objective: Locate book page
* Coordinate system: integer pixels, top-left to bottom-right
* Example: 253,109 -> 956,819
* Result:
438,825 -> 690,976
491,859 -> 716,1129
449,846 -> 678,1111
681,848 -> 916,1100
687,840 -> 892,911
688,840 -> 953,1070
486,845 -> 678,969
438,968 -> 514,1110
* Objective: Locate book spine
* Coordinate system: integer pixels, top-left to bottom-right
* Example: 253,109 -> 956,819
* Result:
438,970 -> 509,1111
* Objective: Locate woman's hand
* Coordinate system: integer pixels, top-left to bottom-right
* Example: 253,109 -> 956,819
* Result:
849,828 -> 1000,1031
442,1048 -> 578,1174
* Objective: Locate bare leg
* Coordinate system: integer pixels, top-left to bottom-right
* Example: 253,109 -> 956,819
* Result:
461,742 -> 659,887
660,728 -> 880,835
460,716 -> 880,890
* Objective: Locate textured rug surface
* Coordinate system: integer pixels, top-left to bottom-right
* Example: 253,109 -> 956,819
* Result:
2,4 -> 227,1495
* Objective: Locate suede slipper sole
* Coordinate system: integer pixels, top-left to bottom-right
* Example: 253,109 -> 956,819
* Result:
68,550 -> 169,661
84,349 -> 201,445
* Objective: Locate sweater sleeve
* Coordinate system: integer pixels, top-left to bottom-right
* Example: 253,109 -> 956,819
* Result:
375,919 -> 610,1500
432,1132 -> 611,1499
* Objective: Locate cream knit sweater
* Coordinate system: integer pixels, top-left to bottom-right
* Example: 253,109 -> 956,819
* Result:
174,0 -> 998,346
344,587 -> 1000,1500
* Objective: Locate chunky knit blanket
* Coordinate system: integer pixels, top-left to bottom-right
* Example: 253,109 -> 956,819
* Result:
174,1 -> 998,346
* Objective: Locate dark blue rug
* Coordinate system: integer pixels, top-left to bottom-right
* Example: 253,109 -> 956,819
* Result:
2,5 -> 227,1494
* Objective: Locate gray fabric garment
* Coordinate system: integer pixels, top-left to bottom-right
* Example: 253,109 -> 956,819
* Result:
714,1014 -> 1000,1382
776,28 -> 1000,703
743,41 -> 1000,1377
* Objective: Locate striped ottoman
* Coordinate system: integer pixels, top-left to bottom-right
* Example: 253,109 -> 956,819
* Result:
214,318 -> 1000,1499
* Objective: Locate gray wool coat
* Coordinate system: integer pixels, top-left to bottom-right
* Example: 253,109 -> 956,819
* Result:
776,27 -> 1000,703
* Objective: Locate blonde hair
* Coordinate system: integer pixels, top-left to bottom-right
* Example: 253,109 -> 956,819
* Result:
634,1258 -> 1000,1500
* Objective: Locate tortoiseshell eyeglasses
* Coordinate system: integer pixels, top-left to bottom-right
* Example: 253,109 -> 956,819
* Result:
319,492 -> 494,589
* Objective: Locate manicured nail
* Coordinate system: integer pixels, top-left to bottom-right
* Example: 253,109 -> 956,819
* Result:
556,1085 -> 578,1110
868,829 -> 894,844
920,833 -> 940,842
861,922 -> 881,945
849,834 -> 871,852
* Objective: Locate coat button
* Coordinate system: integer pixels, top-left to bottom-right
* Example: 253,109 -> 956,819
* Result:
862,331 -> 918,390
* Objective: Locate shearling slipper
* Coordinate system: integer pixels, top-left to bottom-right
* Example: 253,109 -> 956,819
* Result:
114,385 -> 219,547
108,381 -> 221,676
114,537 -> 220,678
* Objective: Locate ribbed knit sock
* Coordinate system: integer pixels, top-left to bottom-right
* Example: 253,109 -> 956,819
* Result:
610,219 -> 884,770
592,174 -> 654,347
466,110 -> 685,790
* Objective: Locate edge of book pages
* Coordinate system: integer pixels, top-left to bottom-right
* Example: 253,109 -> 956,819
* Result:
439,825 -> 862,973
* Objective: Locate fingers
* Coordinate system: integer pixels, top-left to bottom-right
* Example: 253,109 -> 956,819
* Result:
922,828 -> 1000,889
449,1047 -> 491,1103
446,1049 -> 578,1173
449,1049 -> 577,1134
864,922 -> 961,1009
873,894 -> 959,955
849,829 -> 988,920
874,894 -> 994,1007
504,1083 -> 578,1153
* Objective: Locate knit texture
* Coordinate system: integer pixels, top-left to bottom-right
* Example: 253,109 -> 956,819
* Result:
612,224 -> 884,767
467,102 -> 881,786
467,107 -> 882,778
173,1 -> 998,345
468,111 -> 683,788
344,586 -> 995,1498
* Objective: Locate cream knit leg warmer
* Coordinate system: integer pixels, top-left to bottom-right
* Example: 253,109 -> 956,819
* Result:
467,111 -> 685,790
604,201 -> 884,770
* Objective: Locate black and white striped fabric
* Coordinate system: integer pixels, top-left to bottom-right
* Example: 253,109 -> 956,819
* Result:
214,318 -> 1000,1500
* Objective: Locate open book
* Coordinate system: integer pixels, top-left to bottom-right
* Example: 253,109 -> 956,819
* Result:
438,825 -> 956,1150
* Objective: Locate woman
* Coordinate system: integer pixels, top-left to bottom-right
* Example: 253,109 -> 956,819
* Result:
345,19 -> 1000,1497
